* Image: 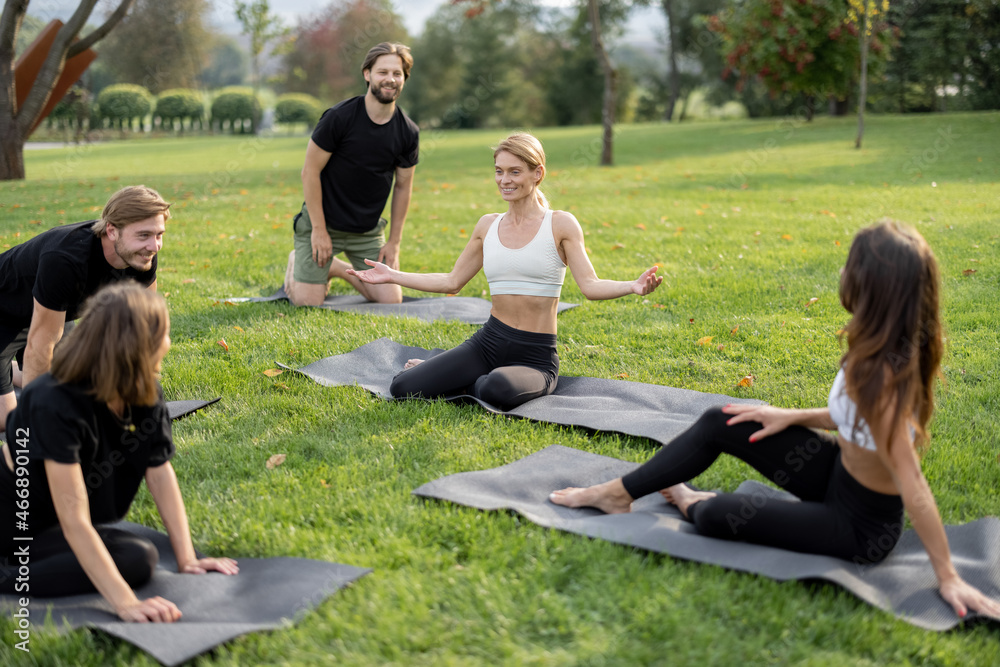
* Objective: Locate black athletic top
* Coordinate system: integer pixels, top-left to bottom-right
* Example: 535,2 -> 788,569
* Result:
310,96 -> 419,234
0,220 -> 158,331
1,374 -> 173,555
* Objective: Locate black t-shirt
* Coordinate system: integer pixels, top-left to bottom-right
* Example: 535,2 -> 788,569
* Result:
0,220 -> 158,331
310,96 -> 419,234
1,374 -> 174,555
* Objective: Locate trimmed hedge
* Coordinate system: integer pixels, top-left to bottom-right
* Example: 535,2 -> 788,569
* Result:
210,86 -> 260,134
154,89 -> 204,131
96,84 -> 154,131
274,93 -> 324,129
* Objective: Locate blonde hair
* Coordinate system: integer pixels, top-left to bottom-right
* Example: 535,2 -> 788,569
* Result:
51,282 -> 169,407
91,185 -> 171,237
493,132 -> 549,209
362,42 -> 413,80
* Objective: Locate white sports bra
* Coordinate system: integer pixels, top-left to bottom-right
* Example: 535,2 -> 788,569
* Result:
482,209 -> 567,298
828,368 -> 878,451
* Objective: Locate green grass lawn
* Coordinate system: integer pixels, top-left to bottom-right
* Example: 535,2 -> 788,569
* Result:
2,112 -> 999,665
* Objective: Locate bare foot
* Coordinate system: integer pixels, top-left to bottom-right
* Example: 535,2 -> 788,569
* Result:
660,484 -> 716,519
403,358 -> 424,370
549,478 -> 634,514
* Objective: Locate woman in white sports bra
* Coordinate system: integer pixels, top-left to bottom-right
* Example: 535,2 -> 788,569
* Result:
550,220 -> 1000,621
347,132 -> 661,410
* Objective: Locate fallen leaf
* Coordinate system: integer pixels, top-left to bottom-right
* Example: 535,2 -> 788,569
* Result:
805,297 -> 819,307
611,243 -> 625,250
736,375 -> 754,387
319,479 -> 330,488
602,221 -> 611,227
266,454 -> 286,469
635,223 -> 647,231
689,318 -> 695,324
617,372 -> 629,379
263,369 -> 284,377
182,278 -> 196,284
782,234 -> 793,241
233,325 -> 244,332
276,383 -> 290,390
717,344 -> 725,351
696,336 -> 714,346
695,210 -> 705,216
217,339 -> 229,352
730,325 -> 739,335
239,189 -> 249,195
820,210 -> 836,218
962,269 -> 977,276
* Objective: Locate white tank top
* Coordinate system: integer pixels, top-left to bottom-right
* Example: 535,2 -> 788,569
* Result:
482,209 -> 566,298
828,368 -> 878,451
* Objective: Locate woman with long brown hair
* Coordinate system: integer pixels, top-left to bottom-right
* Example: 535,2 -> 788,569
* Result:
550,221 -> 1000,619
347,132 -> 662,410
1,283 -> 237,622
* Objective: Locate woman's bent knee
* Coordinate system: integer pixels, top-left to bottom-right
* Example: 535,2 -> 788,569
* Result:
111,536 -> 159,588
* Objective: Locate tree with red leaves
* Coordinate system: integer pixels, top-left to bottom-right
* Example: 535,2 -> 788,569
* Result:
708,0 -> 891,121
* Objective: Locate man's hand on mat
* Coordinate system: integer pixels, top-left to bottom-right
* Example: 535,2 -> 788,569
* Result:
939,576 -> 1000,620
180,556 -> 240,575
723,404 -> 796,442
346,259 -> 392,283
118,596 -> 182,623
630,266 -> 663,296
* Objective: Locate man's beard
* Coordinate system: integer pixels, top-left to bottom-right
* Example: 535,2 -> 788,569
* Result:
370,81 -> 400,104
115,237 -> 154,270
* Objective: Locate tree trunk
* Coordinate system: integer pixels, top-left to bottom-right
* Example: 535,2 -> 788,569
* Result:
588,0 -> 616,166
855,5 -> 869,149
0,121 -> 25,180
662,0 -> 680,122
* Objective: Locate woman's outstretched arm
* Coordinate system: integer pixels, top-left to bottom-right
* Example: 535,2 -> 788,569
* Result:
876,411 -> 1000,619
46,460 -> 182,622
556,212 -> 662,300
347,214 -> 492,294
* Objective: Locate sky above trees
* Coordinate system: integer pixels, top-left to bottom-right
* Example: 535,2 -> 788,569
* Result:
36,0 -> 666,44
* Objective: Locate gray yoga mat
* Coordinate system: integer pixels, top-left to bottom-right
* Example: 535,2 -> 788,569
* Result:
0,521 -> 370,666
412,444 -> 1000,631
166,397 -> 220,421
282,338 -> 761,446
225,287 -> 578,325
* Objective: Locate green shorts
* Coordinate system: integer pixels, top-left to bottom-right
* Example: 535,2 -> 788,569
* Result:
292,203 -> 388,285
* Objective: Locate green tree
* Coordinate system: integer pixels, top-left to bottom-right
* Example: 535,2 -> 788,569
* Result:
1,0 -> 134,180
280,0 -> 408,102
96,0 -> 211,94
709,0 -> 892,120
234,0 -> 288,97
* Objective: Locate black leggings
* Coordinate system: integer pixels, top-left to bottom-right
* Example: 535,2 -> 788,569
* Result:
390,316 -> 559,411
1,525 -> 158,597
621,407 -> 905,562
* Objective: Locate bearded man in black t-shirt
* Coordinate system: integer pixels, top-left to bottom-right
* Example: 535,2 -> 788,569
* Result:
0,185 -> 169,431
283,42 -> 419,306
